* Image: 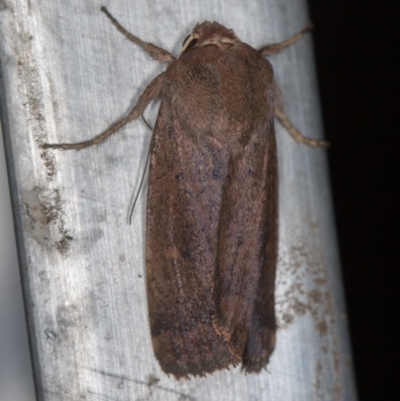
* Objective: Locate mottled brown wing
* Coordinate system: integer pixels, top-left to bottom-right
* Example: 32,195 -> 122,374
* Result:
146,43 -> 278,378
241,126 -> 278,372
214,123 -> 278,373
146,87 -> 239,379
199,46 -> 278,372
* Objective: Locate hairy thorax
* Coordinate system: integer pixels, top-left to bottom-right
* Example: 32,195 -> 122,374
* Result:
165,43 -> 275,151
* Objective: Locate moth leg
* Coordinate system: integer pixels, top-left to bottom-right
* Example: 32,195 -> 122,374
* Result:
101,7 -> 175,63
274,106 -> 329,147
258,24 -> 313,56
43,72 -> 165,150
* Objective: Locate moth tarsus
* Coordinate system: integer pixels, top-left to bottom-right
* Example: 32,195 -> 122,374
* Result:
43,8 -> 328,379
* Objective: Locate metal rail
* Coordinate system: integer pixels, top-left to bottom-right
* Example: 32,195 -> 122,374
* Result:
0,0 -> 358,399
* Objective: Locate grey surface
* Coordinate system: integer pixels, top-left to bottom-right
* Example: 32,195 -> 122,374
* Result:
0,121 -> 36,400
0,0 -> 357,400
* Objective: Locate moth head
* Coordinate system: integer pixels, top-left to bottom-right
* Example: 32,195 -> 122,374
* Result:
180,21 -> 239,55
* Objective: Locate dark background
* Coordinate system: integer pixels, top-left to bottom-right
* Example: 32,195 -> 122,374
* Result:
308,1 -> 398,400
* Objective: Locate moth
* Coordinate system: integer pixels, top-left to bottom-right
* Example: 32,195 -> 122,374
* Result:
43,7 -> 328,379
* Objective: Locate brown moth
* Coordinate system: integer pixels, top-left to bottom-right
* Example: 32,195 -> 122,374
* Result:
43,7 -> 328,379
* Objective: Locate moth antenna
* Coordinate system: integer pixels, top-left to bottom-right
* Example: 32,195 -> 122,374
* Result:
141,115 -> 154,131
258,24 -> 313,56
100,6 -> 175,63
128,136 -> 152,224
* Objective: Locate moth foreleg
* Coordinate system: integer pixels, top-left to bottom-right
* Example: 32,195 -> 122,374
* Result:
43,72 -> 164,150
